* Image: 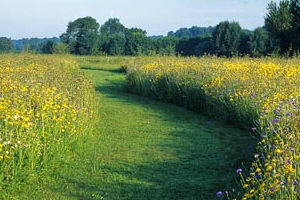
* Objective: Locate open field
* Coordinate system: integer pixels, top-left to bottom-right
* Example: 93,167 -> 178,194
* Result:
0,54 -> 299,199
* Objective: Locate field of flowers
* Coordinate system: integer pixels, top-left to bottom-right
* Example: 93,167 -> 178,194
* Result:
0,54 -> 97,189
125,56 -> 300,199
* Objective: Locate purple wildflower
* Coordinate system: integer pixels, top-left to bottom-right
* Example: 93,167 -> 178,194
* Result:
282,180 -> 288,185
255,174 -> 261,179
293,181 -> 298,186
272,118 -> 280,124
216,191 -> 222,197
236,168 -> 242,174
286,112 -> 295,117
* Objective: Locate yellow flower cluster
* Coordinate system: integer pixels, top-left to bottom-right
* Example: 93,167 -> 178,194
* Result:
0,54 -> 97,183
126,56 -> 300,199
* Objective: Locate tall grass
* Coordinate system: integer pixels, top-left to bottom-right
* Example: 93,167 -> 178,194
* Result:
125,56 -> 300,199
0,54 -> 97,193
76,55 -> 133,72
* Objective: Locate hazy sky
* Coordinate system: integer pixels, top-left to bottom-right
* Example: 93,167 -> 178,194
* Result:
0,0 -> 279,39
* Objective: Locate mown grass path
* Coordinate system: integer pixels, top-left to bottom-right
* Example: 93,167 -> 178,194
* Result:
21,67 -> 256,200
60,68 -> 255,200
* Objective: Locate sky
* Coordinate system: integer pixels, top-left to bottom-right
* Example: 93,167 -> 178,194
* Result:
0,0 -> 280,39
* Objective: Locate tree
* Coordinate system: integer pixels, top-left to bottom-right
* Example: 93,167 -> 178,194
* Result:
53,43 -> 70,54
167,26 -> 213,38
0,37 -> 14,53
60,16 -> 100,55
265,0 -> 300,54
155,36 -> 178,55
212,21 -> 242,57
176,36 -> 213,56
195,36 -> 214,56
41,41 -> 55,54
290,0 -> 300,51
99,18 -> 126,55
100,18 -> 125,35
265,0 -> 293,54
104,34 -> 126,55
125,28 -> 151,55
249,27 -> 269,57
239,31 -> 251,56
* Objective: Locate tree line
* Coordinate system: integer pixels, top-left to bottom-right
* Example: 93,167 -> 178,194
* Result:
1,0 -> 299,57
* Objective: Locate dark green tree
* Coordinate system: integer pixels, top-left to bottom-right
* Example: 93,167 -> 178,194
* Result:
41,41 -> 55,54
100,18 -> 125,35
289,0 -> 300,51
105,34 -> 126,55
249,27 -> 269,57
155,36 -> 178,55
176,36 -> 213,56
125,28 -> 151,55
239,31 -> 251,56
60,16 -> 100,55
265,0 -> 293,54
167,26 -> 213,38
99,18 -> 126,55
212,21 -> 242,57
0,37 -> 14,53
195,36 -> 214,56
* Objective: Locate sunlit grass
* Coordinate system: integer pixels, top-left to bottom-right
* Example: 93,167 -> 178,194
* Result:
125,56 -> 300,199
76,55 -> 133,72
0,54 -> 97,197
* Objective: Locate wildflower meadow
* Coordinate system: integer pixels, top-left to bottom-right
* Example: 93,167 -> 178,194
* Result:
0,54 -> 97,191
126,56 -> 300,199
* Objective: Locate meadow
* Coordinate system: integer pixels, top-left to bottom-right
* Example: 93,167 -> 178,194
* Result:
0,54 -> 299,199
0,54 -> 97,198
125,56 -> 300,199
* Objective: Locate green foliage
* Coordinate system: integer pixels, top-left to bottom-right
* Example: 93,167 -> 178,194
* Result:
176,36 -> 213,56
41,40 -> 55,54
239,31 -> 251,56
0,37 -> 14,53
155,36 -> 178,56
249,27 -> 269,57
13,38 -> 60,53
60,16 -> 100,55
212,21 -> 242,57
265,0 -> 300,55
100,18 -> 125,35
53,43 -> 70,54
125,28 -> 152,56
99,19 -> 126,55
167,26 -> 214,38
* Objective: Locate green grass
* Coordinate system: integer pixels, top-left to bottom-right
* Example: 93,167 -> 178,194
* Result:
8,59 -> 257,200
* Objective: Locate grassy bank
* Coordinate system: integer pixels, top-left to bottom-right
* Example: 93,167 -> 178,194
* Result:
125,56 -> 300,199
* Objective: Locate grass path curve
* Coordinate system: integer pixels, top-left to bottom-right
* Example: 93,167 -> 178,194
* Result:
17,65 -> 256,200
65,68 -> 255,200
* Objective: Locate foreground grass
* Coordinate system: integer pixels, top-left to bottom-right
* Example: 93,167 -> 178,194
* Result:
11,59 -> 256,199
125,56 -> 300,199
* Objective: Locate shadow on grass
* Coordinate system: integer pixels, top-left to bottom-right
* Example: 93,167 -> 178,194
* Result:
55,69 -> 258,200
